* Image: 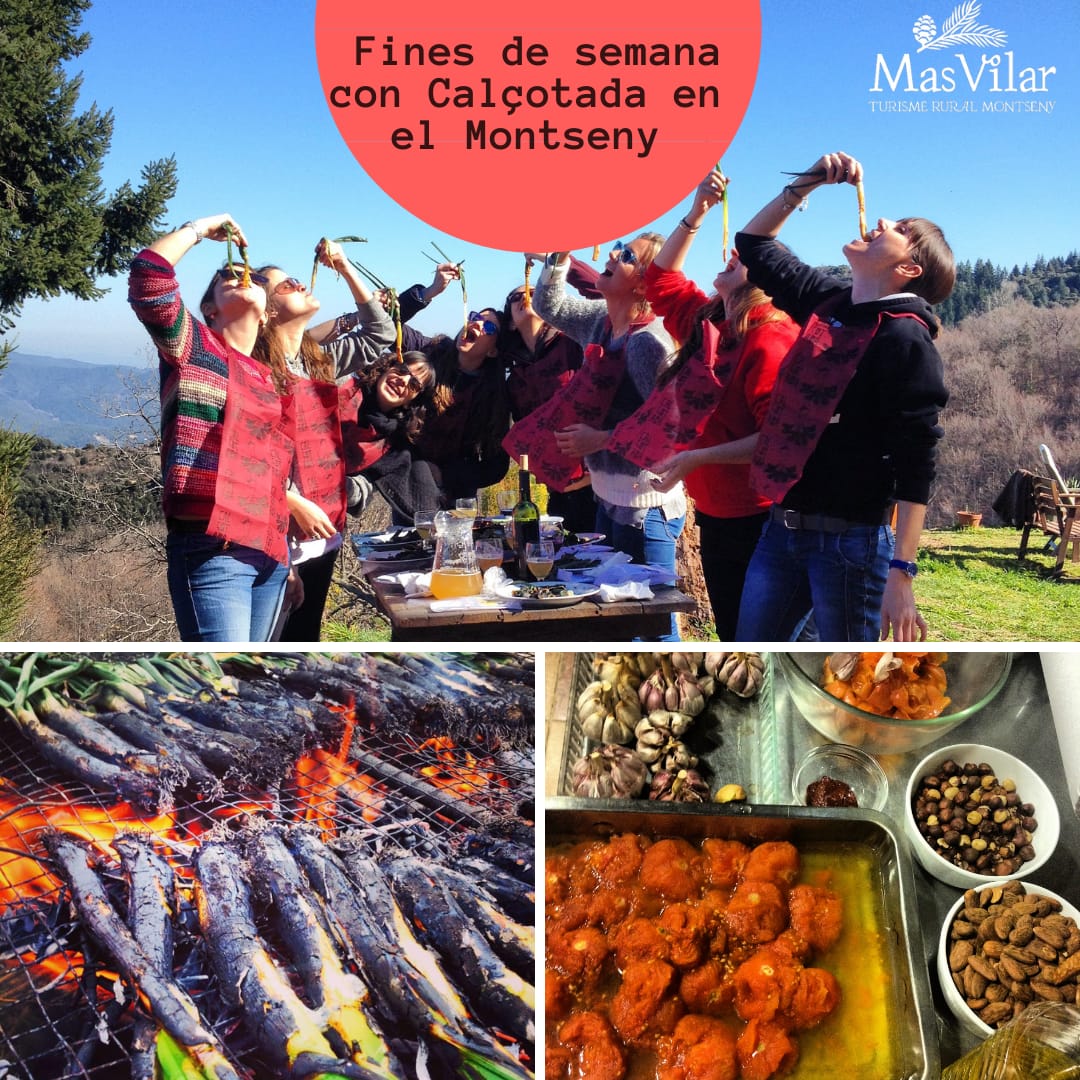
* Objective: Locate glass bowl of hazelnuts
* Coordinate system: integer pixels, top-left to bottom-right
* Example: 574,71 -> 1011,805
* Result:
903,742 -> 1060,889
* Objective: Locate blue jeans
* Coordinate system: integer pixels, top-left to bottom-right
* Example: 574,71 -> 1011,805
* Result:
735,519 -> 894,642
167,532 -> 288,642
594,503 -> 686,641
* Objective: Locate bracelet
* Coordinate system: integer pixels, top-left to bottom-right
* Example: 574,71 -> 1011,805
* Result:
678,216 -> 701,233
181,220 -> 202,244
780,186 -> 806,213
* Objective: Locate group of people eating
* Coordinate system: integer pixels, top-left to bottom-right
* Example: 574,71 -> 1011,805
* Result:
129,151 -> 955,644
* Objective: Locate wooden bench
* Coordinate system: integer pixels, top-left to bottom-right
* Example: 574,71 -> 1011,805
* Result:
1019,475 -> 1080,575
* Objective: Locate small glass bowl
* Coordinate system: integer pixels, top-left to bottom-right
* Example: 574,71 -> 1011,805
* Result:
791,743 -> 889,812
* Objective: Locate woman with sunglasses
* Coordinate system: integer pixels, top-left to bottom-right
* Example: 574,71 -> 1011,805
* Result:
128,213 -> 294,642
642,168 -> 800,639
339,350 -> 439,522
526,236 -> 685,639
398,306 -> 512,508
498,284 -> 595,535
253,240 -> 397,641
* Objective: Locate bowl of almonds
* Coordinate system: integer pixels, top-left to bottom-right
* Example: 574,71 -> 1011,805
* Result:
938,879 -> 1080,1038
903,742 -> 1060,889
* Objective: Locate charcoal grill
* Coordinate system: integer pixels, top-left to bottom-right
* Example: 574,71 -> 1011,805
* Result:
0,653 -> 535,1080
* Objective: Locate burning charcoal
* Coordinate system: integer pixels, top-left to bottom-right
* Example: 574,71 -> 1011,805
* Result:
193,841 -> 391,1080
385,855 -> 536,1051
43,833 -> 243,1080
246,830 -> 404,1079
460,833 -> 535,884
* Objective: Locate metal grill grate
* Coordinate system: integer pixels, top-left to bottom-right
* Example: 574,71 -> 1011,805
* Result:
0,707 -> 534,1079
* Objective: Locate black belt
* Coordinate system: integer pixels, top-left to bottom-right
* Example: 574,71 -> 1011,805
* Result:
166,517 -> 211,534
769,505 -> 892,533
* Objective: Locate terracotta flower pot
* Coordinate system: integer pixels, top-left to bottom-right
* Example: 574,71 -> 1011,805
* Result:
956,511 -> 983,529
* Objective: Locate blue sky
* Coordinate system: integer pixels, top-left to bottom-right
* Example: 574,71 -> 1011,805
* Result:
10,0 -> 1080,365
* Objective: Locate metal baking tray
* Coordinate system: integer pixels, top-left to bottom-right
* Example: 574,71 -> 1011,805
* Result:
557,652 -> 786,802
546,798 -> 940,1080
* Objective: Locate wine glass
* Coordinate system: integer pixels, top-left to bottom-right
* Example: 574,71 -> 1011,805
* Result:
496,490 -> 517,514
525,540 -> 555,581
475,539 -> 504,574
413,510 -> 436,552
454,497 -> 478,519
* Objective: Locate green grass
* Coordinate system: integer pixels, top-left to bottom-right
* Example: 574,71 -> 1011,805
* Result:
915,526 -> 1079,641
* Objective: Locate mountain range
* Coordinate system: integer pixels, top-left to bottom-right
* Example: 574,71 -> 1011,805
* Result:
0,351 -> 157,447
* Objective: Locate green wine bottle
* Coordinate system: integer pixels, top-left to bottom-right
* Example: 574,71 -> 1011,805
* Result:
513,454 -> 540,580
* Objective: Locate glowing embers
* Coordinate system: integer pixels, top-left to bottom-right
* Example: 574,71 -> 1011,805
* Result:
411,735 -> 511,798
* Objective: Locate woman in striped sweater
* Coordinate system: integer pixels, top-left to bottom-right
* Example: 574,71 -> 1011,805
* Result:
128,213 -> 294,642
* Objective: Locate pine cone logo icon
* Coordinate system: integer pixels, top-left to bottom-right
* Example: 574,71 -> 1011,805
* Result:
912,1 -> 1007,51
913,14 -> 937,47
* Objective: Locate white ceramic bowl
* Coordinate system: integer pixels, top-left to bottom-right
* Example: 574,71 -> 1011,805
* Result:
937,882 -> 1080,1039
903,743 -> 1060,889
790,743 -> 889,812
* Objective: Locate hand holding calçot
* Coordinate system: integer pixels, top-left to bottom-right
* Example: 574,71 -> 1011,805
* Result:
193,214 -> 249,248
316,238 -> 348,273
691,167 -> 728,216
811,152 -> 863,189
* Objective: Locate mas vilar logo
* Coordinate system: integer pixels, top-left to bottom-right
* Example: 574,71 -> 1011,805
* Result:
911,1 -> 1006,52
870,0 -> 1057,108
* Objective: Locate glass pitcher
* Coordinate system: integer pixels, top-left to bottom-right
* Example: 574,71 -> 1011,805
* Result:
942,1002 -> 1080,1079
430,510 -> 483,599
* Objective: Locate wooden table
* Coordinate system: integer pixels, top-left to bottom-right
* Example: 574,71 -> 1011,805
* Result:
366,575 -> 696,642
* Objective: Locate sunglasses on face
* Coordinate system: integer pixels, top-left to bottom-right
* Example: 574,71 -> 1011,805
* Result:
386,367 -> 423,395
611,240 -> 638,266
467,311 -> 499,335
273,277 -> 305,295
507,290 -> 526,306
217,265 -> 270,286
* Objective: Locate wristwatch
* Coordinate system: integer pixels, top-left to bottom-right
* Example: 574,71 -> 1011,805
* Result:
888,558 -> 918,578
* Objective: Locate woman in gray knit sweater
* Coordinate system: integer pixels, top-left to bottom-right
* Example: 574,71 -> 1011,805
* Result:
531,237 -> 685,639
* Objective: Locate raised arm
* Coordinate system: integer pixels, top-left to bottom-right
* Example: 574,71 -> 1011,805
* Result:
741,151 -> 863,238
530,254 -> 609,347
654,167 -> 727,273
148,213 -> 249,266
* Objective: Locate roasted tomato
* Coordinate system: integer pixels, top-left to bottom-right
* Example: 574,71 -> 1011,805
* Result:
701,838 -> 750,890
736,1017 -> 800,1080
546,852 -> 574,907
733,946 -> 802,1022
788,967 -> 841,1030
559,1010 -> 627,1080
546,972 -> 573,1022
740,842 -> 800,891
640,838 -> 704,901
588,832 -> 649,885
547,925 -> 609,990
787,884 -> 844,955
614,916 -> 671,968
610,959 -> 684,1046
679,958 -> 738,1016
724,880 -> 788,945
658,1014 -> 740,1080
658,901 -> 710,968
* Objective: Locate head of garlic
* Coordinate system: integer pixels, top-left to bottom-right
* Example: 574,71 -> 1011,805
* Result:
570,744 -> 649,799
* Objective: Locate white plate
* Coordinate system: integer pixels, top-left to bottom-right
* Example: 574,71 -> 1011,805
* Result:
495,581 -> 600,608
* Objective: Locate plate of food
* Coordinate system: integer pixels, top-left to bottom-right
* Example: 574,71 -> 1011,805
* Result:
495,580 -> 600,608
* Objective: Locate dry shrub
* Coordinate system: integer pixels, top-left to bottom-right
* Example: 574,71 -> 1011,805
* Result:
933,299 -> 1080,525
17,523 -> 173,642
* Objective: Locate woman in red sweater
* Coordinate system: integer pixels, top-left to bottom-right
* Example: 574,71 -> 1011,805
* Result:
129,213 -> 294,642
646,169 -> 798,638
